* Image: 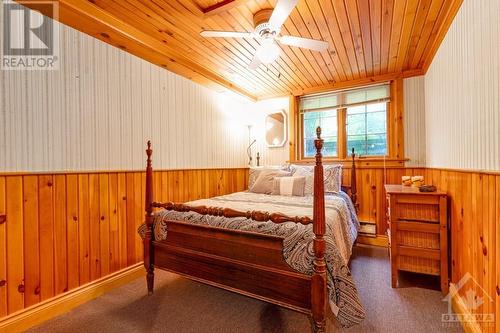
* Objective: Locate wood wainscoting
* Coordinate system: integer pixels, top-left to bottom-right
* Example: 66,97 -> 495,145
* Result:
341,166 -> 428,243
0,166 -> 497,332
0,168 -> 248,320
424,168 -> 498,333
344,166 -> 498,332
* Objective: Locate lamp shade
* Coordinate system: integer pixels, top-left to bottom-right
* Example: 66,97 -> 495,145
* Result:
256,39 -> 280,64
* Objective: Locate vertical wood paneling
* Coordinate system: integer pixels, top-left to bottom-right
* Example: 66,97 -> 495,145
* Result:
22,176 -> 40,307
0,168 -> 248,320
54,176 -> 67,294
117,174 -> 127,270
0,177 -> 6,317
425,0 -> 500,171
419,169 -> 498,331
66,175 -> 79,290
108,174 -> 119,273
5,177 -> 24,313
496,176 -> 499,332
78,175 -> 90,285
135,173 -> 144,263
421,1 -> 499,324
99,174 -> 110,277
89,175 -> 101,280
125,173 -> 136,266
0,166 -> 497,326
38,176 -> 54,301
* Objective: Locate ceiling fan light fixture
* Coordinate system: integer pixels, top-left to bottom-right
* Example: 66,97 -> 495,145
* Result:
256,39 -> 280,64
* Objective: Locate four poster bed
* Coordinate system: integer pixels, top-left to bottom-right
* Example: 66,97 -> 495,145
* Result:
139,127 -> 364,332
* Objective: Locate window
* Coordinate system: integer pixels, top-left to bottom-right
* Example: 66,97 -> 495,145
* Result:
303,110 -> 337,157
298,84 -> 390,159
347,102 -> 387,156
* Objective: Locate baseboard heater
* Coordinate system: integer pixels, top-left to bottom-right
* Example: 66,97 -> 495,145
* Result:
358,221 -> 376,236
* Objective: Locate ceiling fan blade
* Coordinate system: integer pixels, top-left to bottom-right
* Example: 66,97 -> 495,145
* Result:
278,36 -> 329,52
268,0 -> 298,30
248,55 -> 262,70
200,31 -> 254,38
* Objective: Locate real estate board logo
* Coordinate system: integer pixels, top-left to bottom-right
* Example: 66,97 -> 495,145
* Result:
1,0 -> 59,70
442,272 -> 495,328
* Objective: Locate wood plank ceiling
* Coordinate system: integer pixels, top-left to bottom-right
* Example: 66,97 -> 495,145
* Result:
25,0 -> 462,100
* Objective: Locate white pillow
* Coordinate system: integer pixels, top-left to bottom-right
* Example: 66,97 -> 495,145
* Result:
248,165 -> 290,189
249,170 -> 291,194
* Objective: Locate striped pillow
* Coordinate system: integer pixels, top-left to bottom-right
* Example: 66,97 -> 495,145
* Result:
271,176 -> 306,196
291,164 -> 342,195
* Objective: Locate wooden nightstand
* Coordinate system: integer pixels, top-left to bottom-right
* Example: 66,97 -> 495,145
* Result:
385,185 -> 449,294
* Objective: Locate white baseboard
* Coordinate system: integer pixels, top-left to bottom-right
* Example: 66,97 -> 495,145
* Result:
0,263 -> 145,333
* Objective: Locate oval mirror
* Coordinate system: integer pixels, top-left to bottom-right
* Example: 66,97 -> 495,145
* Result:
265,110 -> 287,148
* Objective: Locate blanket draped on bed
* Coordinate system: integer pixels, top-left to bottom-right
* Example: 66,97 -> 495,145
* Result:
138,191 -> 365,327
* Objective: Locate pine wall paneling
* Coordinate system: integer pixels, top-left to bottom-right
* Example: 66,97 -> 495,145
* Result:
424,169 -> 498,333
15,0 -> 461,98
0,168 -> 248,318
423,1 -> 499,331
342,166 -> 499,332
0,3 -> 253,321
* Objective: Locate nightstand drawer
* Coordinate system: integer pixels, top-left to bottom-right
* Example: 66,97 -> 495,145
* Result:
398,255 -> 440,275
395,221 -> 440,249
396,230 -> 440,249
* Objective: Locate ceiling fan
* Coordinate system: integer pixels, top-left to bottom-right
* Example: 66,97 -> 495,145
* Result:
200,0 -> 329,69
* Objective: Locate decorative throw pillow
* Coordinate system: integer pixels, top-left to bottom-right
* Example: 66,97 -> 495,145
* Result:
291,164 -> 342,195
271,176 -> 306,196
250,170 -> 291,194
248,165 -> 290,189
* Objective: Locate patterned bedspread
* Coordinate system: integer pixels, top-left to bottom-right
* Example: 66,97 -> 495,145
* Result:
139,191 -> 365,327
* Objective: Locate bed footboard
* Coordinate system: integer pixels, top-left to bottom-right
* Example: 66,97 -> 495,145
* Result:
154,221 -> 312,312
142,127 -> 329,332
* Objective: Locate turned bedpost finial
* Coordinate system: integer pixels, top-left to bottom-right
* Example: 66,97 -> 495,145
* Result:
146,140 -> 152,166
314,126 -> 324,159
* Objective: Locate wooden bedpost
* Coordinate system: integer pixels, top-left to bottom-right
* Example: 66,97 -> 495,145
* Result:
144,141 -> 155,295
311,127 -> 327,333
350,148 -> 359,213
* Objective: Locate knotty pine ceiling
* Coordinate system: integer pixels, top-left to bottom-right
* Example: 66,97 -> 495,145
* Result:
26,0 -> 462,100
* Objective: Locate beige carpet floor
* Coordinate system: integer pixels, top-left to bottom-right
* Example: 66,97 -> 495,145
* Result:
28,246 -> 463,333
